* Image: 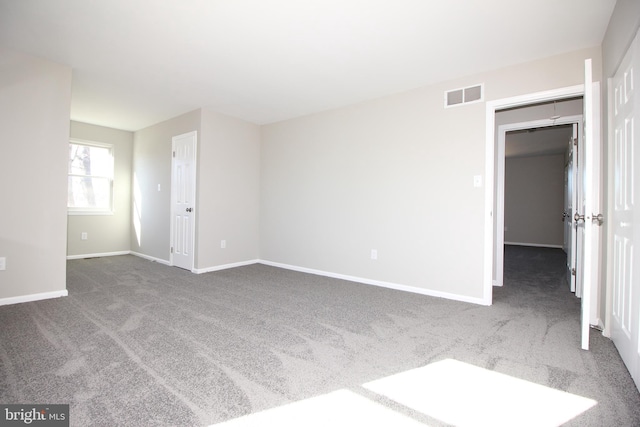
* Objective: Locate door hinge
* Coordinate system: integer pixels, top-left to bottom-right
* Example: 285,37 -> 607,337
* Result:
573,137 -> 578,146
572,268 -> 576,276
173,151 -> 176,158
170,247 -> 174,254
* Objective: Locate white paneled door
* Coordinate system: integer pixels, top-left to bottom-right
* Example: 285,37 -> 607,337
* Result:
171,131 -> 197,271
578,59 -> 597,351
565,124 -> 578,293
610,32 -> 640,389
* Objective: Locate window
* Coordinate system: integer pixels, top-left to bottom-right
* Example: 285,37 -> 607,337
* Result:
68,140 -> 114,214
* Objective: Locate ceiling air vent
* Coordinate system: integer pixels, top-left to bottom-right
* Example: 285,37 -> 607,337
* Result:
445,84 -> 484,108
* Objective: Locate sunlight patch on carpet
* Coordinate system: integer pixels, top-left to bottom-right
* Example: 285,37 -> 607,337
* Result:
363,359 -> 597,427
211,389 -> 427,427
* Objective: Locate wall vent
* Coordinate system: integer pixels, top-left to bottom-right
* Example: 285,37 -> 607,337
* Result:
445,84 -> 484,108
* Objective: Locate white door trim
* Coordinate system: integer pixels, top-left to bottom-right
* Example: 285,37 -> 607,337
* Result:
485,85 -> 585,305
604,76 -> 615,339
495,115 -> 583,288
581,59 -> 594,350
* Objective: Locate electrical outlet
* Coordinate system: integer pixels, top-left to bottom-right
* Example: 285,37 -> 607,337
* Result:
371,249 -> 378,260
0,257 -> 5,271
221,240 -> 226,249
81,232 -> 88,240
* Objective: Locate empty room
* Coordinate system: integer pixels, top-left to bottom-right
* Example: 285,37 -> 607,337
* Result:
1,1 -> 640,426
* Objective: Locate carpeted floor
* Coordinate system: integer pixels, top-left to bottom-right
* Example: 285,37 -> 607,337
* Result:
0,246 -> 638,426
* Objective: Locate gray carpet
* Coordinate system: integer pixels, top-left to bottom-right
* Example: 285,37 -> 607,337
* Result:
0,246 -> 638,426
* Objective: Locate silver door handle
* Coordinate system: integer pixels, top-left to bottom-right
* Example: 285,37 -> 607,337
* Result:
592,213 -> 604,225
574,212 -> 585,222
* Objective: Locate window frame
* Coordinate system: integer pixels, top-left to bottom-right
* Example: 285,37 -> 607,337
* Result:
67,138 -> 115,216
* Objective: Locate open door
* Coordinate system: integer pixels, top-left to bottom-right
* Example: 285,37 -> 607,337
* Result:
578,59 -> 601,350
565,124 -> 578,293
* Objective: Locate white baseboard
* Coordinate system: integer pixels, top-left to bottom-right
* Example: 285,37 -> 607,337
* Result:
130,251 -> 171,266
193,259 -> 260,274
67,251 -> 130,260
66,251 -> 489,306
259,260 -> 489,306
0,290 -> 68,307
505,242 -> 563,249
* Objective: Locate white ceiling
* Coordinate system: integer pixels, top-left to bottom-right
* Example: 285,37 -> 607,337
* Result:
0,0 -> 616,131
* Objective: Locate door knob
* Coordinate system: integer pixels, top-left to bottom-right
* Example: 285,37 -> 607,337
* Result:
574,212 -> 585,222
592,213 -> 604,225
186,207 -> 192,213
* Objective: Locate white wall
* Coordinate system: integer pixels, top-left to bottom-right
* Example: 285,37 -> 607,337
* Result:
602,0 -> 640,78
130,108 -> 260,270
131,110 -> 201,262
67,121 -> 133,257
261,47 -> 600,302
504,154 -> 565,247
196,108 -> 261,270
0,47 -> 72,301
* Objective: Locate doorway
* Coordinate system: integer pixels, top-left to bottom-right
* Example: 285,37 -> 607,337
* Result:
484,85 -> 587,307
495,111 -> 582,291
504,124 -> 574,251
484,74 -> 602,350
492,97 -> 601,326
